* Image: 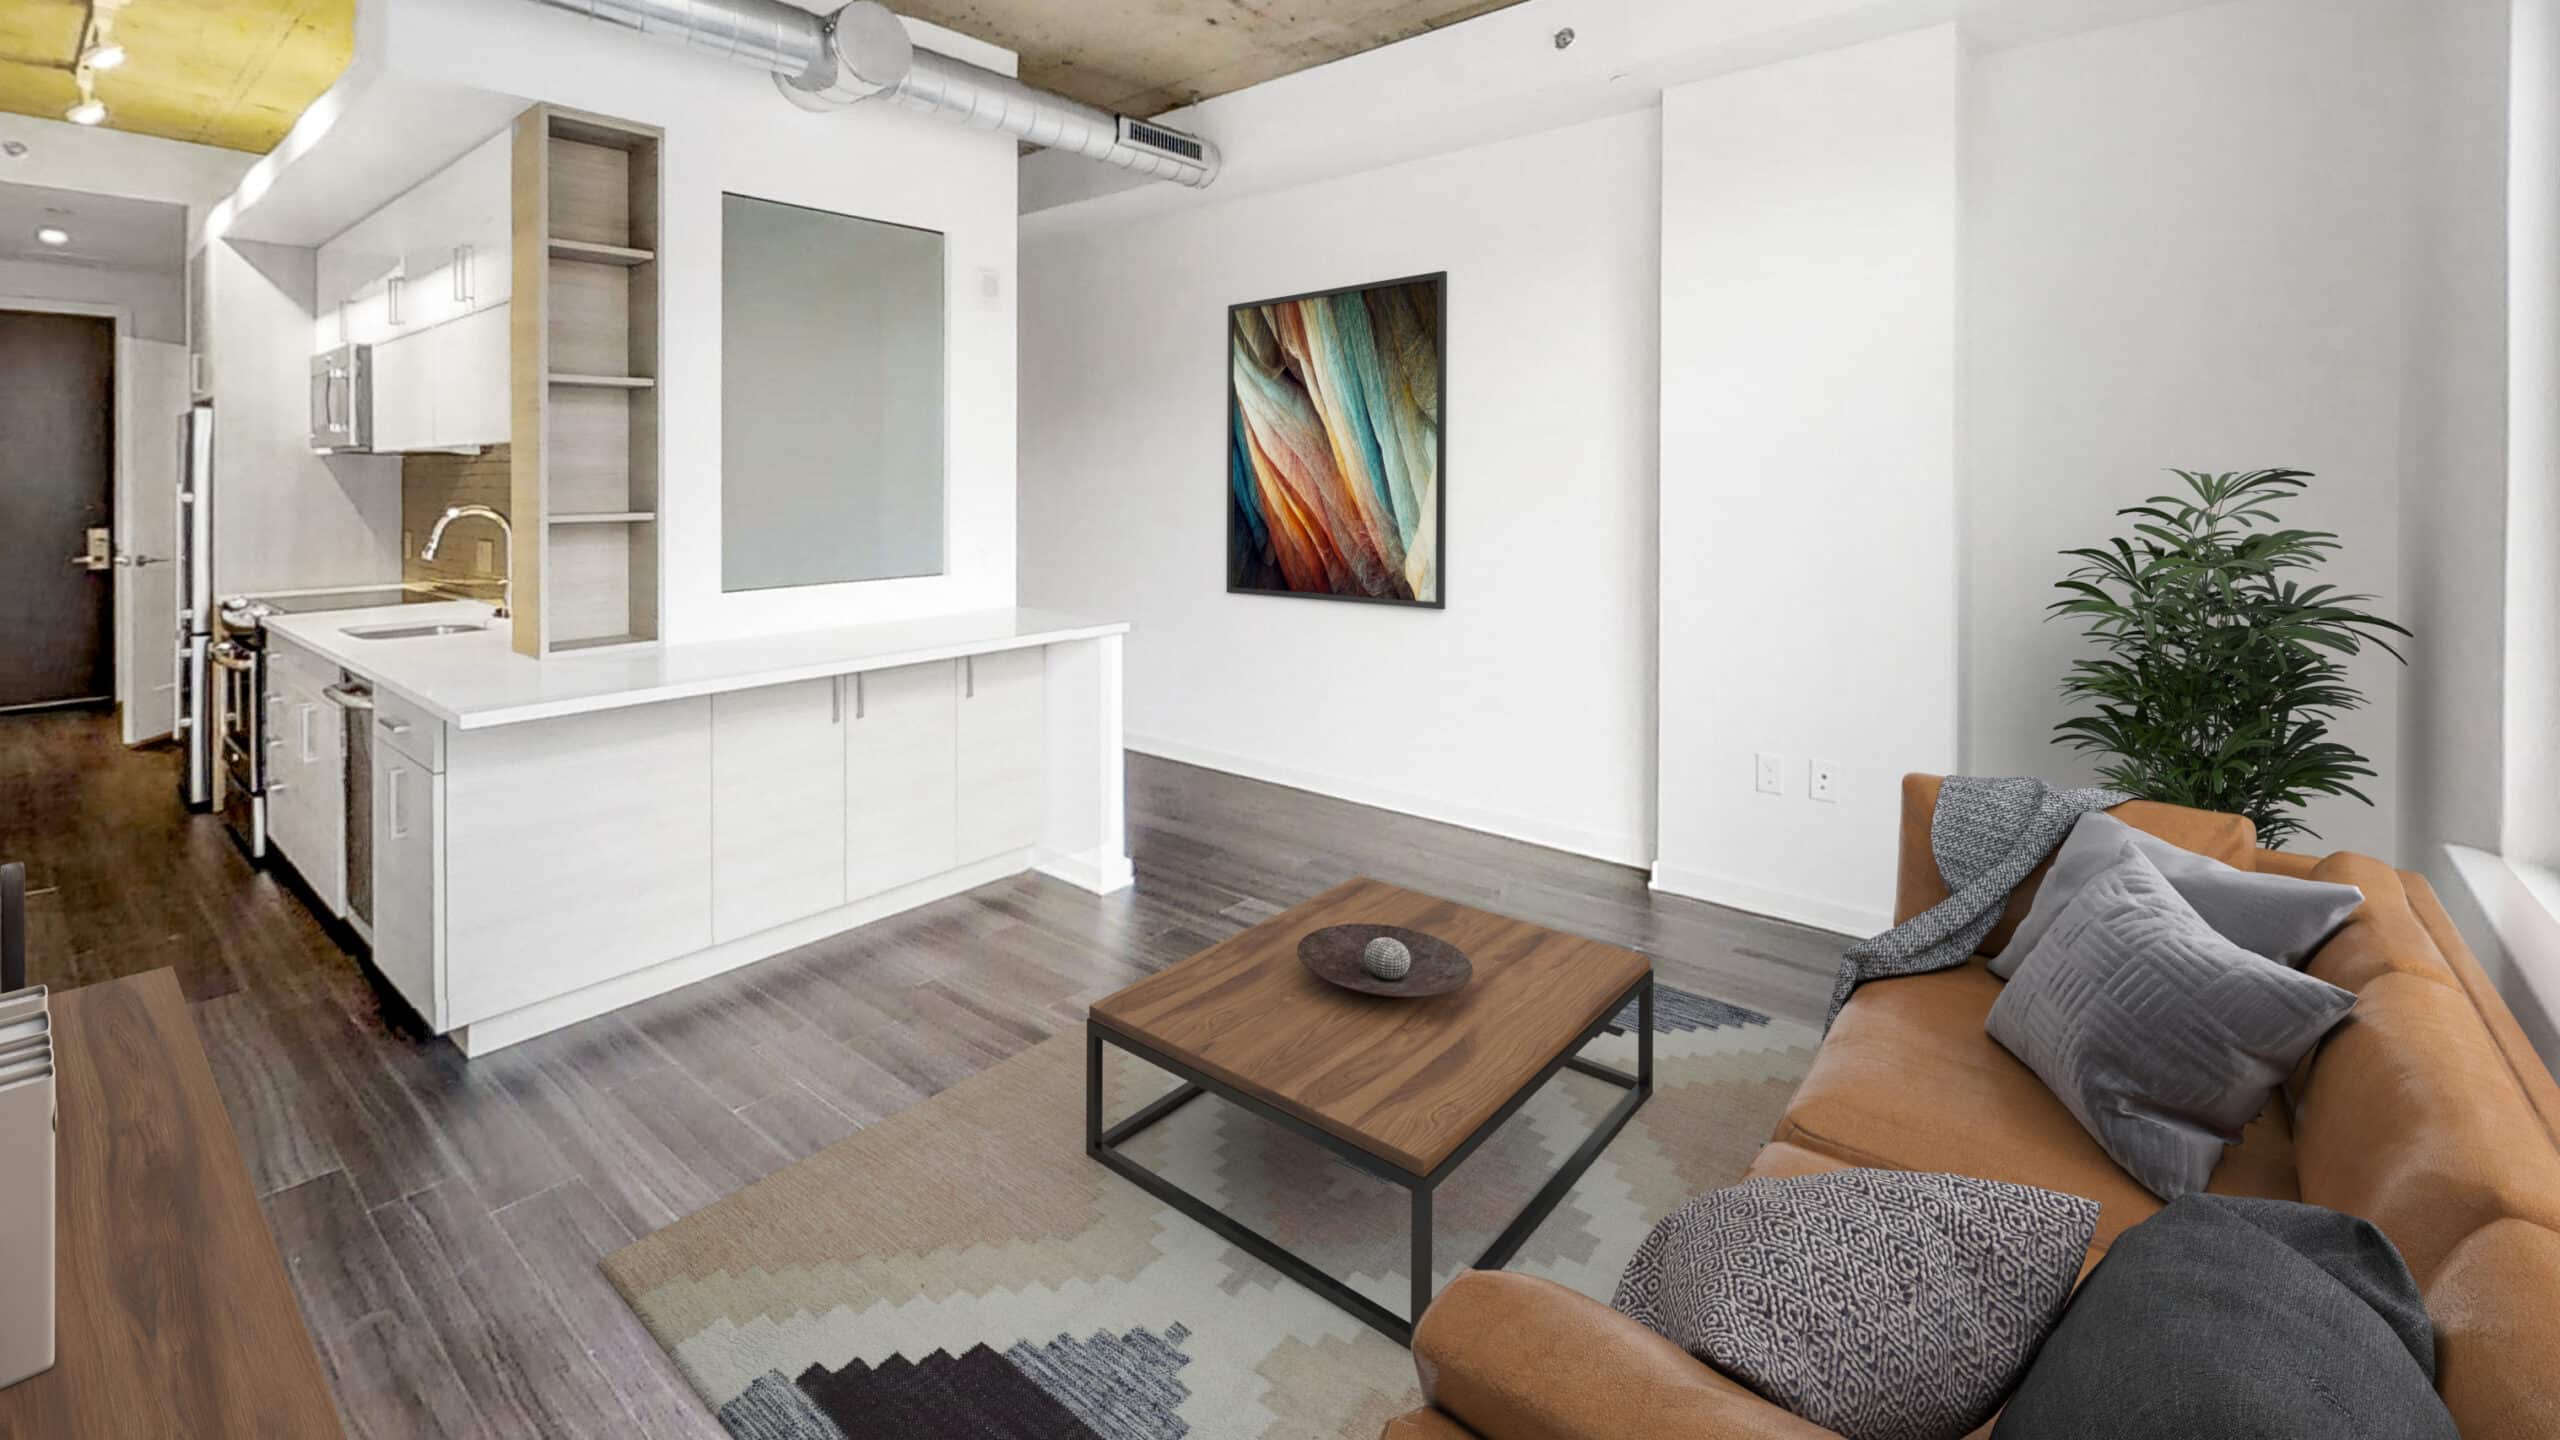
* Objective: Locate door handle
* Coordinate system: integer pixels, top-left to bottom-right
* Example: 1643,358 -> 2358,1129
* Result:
68,526 -> 111,571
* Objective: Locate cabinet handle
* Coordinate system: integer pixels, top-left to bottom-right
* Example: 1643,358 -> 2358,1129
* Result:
300,704 -> 316,763
379,717 -> 411,737
388,765 -> 408,839
830,677 -> 842,725
964,656 -> 975,699
854,673 -> 865,720
388,275 -> 404,327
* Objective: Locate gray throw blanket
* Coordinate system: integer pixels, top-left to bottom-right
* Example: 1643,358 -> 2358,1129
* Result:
1828,776 -> 2127,1026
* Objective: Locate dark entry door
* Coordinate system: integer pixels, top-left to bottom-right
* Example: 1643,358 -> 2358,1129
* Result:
0,311 -> 116,711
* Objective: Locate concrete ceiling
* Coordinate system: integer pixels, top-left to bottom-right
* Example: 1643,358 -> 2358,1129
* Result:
0,0 -> 354,154
878,0 -> 1531,118
0,177 -> 183,270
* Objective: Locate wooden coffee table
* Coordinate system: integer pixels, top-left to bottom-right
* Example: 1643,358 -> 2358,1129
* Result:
1087,878 -> 1654,1344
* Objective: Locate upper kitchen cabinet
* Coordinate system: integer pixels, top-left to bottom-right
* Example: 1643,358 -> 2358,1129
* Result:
313,129 -> 513,360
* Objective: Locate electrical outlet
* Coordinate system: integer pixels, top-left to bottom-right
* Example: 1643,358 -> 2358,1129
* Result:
475,538 -> 496,572
1810,760 -> 1839,803
1755,752 -> 1785,796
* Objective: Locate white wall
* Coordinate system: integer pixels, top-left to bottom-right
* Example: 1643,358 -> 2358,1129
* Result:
380,0 -> 1019,644
1020,110 -> 1664,863
0,260 -> 183,344
1963,0 -> 2423,861
1652,27 -> 1965,935
2508,0 -> 2560,873
205,238 -> 405,594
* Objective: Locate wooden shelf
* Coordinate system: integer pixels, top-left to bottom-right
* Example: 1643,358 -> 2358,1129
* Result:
550,631 -> 652,653
547,237 -> 654,266
517,104 -> 664,659
547,372 -> 655,389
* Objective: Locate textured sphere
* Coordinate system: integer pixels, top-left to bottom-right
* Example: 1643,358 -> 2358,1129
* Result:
1362,936 -> 1414,981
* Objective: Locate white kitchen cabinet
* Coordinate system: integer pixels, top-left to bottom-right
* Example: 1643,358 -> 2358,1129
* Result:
845,660 -> 959,900
711,678 -> 847,943
451,132 -> 513,313
369,328 -> 438,452
366,304 -> 509,452
265,667 -> 345,917
443,699 -> 713,1026
372,749 -> 444,1025
955,648 -> 1047,863
314,130 -> 511,351
434,304 -> 511,447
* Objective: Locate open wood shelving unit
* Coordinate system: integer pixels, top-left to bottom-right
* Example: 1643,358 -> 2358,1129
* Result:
510,104 -> 664,658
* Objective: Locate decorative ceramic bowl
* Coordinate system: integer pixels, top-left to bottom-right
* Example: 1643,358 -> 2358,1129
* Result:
1296,924 -> 1471,998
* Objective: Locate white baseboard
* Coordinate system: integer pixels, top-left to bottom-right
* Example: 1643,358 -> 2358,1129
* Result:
450,849 -> 1035,1057
1037,844 -> 1135,895
1648,861 -> 1882,939
1125,731 -> 1652,869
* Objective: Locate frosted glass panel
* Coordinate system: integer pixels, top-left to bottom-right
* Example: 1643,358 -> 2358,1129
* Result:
721,193 -> 945,592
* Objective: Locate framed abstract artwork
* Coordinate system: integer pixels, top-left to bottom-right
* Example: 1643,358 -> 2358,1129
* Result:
1228,272 -> 1444,607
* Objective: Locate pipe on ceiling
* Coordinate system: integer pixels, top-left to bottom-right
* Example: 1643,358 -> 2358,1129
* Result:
518,0 -> 1221,187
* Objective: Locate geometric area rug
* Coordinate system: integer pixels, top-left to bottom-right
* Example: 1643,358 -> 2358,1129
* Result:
601,983 -> 1818,1439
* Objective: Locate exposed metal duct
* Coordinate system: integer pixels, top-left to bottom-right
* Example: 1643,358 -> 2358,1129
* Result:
519,0 -> 1221,187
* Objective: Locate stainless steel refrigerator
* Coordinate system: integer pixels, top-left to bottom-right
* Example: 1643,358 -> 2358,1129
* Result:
176,402 -> 214,809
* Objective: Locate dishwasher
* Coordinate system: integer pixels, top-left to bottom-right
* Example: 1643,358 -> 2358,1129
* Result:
323,680 -> 375,940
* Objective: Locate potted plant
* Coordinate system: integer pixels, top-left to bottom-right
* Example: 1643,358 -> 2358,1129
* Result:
2047,468 -> 2408,848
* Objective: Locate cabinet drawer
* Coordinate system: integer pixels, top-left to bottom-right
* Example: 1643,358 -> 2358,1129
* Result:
371,687 -> 446,772
268,638 -> 339,697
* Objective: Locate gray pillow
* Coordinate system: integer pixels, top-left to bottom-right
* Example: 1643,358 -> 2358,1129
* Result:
1992,812 -> 2361,978
1987,848 -> 2356,1200
1615,1168 -> 2099,1440
1993,1196 -> 2455,1440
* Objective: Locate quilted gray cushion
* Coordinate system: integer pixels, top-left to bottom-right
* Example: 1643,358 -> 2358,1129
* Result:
1991,812 -> 2361,977
1987,848 -> 2356,1200
1614,1168 -> 2099,1440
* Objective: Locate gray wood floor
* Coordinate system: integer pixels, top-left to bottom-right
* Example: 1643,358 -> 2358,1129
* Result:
0,707 -> 1842,1437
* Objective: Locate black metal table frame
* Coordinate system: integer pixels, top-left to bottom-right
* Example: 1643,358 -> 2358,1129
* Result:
1085,970 -> 1653,1346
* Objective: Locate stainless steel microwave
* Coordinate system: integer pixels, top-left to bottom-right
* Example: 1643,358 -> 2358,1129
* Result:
310,343 -> 373,453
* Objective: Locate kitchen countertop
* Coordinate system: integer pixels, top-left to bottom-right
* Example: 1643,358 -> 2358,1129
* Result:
261,603 -> 1130,730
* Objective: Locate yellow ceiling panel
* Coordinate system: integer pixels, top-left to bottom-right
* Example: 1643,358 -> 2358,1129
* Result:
0,0 -> 354,154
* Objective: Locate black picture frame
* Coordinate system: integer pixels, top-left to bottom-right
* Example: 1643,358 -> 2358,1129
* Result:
1226,271 -> 1447,609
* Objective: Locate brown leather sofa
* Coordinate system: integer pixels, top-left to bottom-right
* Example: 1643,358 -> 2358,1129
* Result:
1384,776 -> 2560,1440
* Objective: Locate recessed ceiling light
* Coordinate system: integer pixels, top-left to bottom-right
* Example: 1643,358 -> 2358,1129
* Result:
64,98 -> 106,126
82,42 -> 127,72
35,226 -> 70,247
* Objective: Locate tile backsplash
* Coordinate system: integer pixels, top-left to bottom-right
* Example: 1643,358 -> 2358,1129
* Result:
403,447 -> 510,599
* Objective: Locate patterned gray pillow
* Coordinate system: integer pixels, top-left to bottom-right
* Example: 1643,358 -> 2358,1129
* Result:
1991,812 -> 2361,977
1987,847 -> 2356,1200
1615,1169 -> 2099,1440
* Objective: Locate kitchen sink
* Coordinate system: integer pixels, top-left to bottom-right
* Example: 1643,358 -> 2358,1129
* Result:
343,622 -> 489,640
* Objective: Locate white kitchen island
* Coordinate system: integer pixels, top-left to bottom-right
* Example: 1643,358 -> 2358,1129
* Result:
260,602 -> 1130,1057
